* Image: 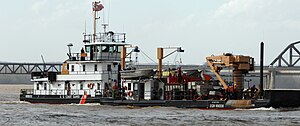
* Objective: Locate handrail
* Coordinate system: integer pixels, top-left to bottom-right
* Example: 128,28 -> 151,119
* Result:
69,70 -> 118,75
70,52 -> 121,61
84,32 -> 126,43
20,89 -> 104,96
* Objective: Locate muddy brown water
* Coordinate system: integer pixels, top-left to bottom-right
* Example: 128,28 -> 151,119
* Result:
0,84 -> 300,126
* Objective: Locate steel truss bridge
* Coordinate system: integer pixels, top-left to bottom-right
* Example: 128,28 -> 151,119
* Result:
0,63 -> 62,74
1,41 -> 300,74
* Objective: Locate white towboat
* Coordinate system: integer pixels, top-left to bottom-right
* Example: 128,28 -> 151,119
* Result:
20,1 -> 132,104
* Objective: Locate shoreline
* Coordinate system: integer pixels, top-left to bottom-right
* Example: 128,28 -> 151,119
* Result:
0,84 -> 32,94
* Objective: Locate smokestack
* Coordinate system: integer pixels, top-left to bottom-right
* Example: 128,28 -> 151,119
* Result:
260,42 -> 264,98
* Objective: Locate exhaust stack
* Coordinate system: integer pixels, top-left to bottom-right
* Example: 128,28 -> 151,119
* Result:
260,42 -> 264,98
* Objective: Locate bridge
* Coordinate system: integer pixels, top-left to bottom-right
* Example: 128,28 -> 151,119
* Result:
2,41 -> 300,86
0,63 -> 62,74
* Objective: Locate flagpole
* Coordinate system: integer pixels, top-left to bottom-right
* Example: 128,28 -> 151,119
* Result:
92,1 -> 104,43
93,5 -> 97,43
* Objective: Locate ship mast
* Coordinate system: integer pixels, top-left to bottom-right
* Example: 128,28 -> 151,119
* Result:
93,8 -> 97,43
93,1 -> 104,43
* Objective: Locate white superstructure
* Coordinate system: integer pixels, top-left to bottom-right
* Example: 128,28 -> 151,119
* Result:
30,1 -> 130,98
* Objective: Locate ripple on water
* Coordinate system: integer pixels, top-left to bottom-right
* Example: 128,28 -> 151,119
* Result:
1,93 -> 300,125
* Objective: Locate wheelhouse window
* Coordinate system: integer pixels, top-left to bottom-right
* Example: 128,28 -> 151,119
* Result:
85,46 -> 91,53
83,65 -> 86,72
71,65 -> 74,72
96,45 -> 100,52
109,45 -> 115,53
101,45 -> 109,52
117,46 -> 123,53
94,64 -> 98,71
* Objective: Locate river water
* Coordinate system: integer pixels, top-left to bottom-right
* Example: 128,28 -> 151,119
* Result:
1,85 -> 300,126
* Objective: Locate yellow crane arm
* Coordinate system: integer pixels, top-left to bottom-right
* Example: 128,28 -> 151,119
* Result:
206,58 -> 228,90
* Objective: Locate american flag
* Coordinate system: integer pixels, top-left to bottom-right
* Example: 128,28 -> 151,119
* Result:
93,2 -> 104,11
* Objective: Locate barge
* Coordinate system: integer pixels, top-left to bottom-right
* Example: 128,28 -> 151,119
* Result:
99,49 -> 270,109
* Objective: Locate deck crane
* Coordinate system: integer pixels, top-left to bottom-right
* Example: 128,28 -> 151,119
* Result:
206,53 -> 254,99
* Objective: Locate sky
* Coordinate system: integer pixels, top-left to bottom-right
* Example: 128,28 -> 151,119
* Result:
1,0 -> 300,65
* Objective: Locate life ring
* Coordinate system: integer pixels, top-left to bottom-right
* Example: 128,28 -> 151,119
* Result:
127,91 -> 133,97
88,83 -> 94,89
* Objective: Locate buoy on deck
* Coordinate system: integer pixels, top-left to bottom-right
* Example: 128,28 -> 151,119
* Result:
79,92 -> 88,104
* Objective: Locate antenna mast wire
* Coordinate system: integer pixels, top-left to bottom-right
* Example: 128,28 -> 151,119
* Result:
140,50 -> 157,64
108,0 -> 111,30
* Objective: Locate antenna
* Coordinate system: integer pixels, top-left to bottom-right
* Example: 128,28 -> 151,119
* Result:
108,0 -> 111,30
102,0 -> 105,26
84,20 -> 87,35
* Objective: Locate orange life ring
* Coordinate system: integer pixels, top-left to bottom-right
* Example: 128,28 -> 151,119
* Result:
127,91 -> 133,97
88,83 -> 94,89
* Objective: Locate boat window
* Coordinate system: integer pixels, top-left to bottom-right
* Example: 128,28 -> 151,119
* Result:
65,83 -> 68,90
94,64 -> 98,71
128,83 -> 131,90
44,83 -> 47,90
109,45 -> 115,53
101,45 -> 109,52
117,46 -> 123,53
134,83 -> 138,90
86,46 -> 91,53
80,84 -> 83,90
96,45 -> 100,52
107,64 -> 111,71
36,83 -> 39,90
97,83 -> 100,90
83,65 -> 86,72
71,65 -> 74,72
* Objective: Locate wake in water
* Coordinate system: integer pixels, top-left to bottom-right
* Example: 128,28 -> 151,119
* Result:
68,103 -> 101,106
234,107 -> 276,111
0,101 -> 30,104
248,107 -> 276,111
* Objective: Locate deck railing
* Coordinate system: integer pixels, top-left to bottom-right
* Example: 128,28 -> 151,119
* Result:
68,70 -> 118,75
70,52 -> 121,61
20,89 -> 103,96
84,32 -> 126,43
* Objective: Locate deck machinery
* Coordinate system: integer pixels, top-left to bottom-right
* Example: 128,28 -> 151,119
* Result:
206,53 -> 254,99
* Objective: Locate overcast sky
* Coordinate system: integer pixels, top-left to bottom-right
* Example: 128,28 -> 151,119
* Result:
1,0 -> 300,65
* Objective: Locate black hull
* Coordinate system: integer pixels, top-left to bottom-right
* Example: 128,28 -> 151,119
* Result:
20,94 -> 101,104
20,94 -> 270,109
21,90 -> 300,108
100,98 -> 270,109
265,89 -> 300,108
